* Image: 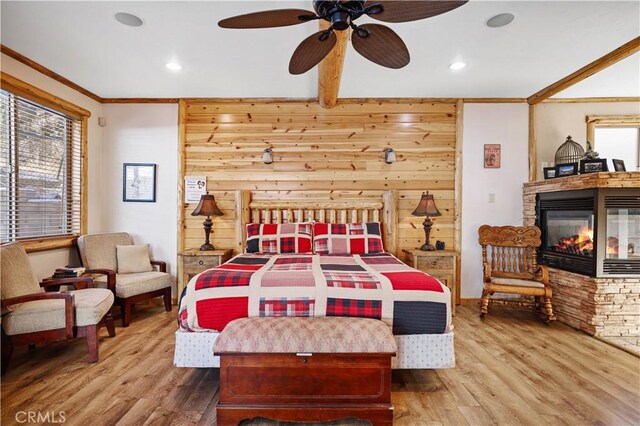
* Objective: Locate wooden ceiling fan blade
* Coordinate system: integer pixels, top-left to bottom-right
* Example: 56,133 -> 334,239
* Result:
289,30 -> 337,75
365,0 -> 468,23
218,9 -> 316,29
351,24 -> 409,69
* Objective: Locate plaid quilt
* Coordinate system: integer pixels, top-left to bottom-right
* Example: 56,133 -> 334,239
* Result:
179,253 -> 452,335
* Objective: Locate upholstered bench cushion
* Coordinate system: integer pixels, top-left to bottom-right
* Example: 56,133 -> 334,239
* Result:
2,288 -> 114,335
94,271 -> 173,298
213,317 -> 397,354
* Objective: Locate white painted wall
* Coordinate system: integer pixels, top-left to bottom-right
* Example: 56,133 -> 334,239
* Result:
460,104 -> 529,298
101,104 -> 179,288
535,102 -> 640,179
1,53 -> 104,279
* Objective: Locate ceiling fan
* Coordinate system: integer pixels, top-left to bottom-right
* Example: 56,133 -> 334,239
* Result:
218,1 -> 468,75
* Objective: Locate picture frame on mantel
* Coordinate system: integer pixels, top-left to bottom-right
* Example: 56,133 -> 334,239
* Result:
543,166 -> 556,179
554,162 -> 578,177
123,163 -> 156,202
612,159 -> 626,172
580,158 -> 608,174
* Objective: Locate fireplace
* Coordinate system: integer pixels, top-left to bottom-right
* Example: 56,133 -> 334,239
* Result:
536,188 -> 640,277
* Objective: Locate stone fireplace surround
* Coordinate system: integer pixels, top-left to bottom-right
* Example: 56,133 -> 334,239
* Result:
523,172 -> 639,353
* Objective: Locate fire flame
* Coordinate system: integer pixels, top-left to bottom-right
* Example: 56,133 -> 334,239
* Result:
554,226 -> 593,254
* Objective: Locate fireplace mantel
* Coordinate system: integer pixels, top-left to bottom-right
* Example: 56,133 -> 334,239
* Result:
522,172 -> 639,341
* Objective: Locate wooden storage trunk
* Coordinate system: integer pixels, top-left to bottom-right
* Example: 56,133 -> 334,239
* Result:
213,317 -> 397,425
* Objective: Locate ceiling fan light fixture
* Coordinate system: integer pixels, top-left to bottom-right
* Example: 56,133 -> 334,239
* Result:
486,13 -> 515,28
114,12 -> 143,27
449,62 -> 467,71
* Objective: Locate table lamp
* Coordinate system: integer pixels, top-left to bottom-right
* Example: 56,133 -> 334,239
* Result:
411,191 -> 441,251
191,194 -> 223,250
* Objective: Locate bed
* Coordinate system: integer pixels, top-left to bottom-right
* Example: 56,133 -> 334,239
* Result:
173,191 -> 455,369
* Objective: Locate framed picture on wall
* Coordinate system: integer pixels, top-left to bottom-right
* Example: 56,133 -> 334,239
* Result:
612,159 -> 626,171
554,162 -> 578,177
484,144 -> 501,168
543,166 -> 556,179
580,158 -> 608,174
123,163 -> 156,202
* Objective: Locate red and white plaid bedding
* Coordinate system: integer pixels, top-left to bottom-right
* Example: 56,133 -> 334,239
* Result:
179,252 -> 452,335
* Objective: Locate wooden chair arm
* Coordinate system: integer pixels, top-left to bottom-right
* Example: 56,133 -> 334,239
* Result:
41,276 -> 94,291
84,268 -> 116,293
482,262 -> 492,283
1,292 -> 74,338
536,265 -> 550,286
151,260 -> 167,273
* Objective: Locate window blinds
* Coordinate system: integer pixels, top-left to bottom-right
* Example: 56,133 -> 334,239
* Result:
0,89 -> 82,242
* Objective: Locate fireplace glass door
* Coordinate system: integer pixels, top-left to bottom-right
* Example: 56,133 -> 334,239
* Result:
606,207 -> 640,260
545,210 -> 594,257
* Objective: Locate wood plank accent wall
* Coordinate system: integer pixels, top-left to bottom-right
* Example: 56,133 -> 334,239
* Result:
179,99 -> 458,256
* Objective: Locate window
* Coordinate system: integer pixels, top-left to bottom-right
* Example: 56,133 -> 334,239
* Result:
0,89 -> 82,247
587,115 -> 640,172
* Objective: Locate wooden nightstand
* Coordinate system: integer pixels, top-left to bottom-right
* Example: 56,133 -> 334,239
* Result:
402,249 -> 458,315
177,248 -> 233,301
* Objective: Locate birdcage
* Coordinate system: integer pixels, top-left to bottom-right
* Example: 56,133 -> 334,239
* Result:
554,136 -> 585,165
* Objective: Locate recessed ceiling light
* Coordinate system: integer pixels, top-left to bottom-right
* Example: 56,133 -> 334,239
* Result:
486,13 -> 515,28
166,62 -> 182,71
115,12 -> 143,27
449,62 -> 467,71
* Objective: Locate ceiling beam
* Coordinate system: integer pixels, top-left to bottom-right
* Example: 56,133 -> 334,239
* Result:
527,36 -> 640,105
318,20 -> 350,109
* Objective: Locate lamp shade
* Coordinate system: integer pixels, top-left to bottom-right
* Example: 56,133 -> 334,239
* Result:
411,192 -> 441,217
191,194 -> 223,217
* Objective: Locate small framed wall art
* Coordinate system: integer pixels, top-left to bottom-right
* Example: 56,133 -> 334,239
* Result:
580,158 -> 608,174
484,144 -> 501,168
123,163 -> 156,202
612,159 -> 626,171
554,162 -> 578,177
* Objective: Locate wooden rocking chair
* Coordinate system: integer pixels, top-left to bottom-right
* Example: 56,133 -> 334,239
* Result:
478,225 -> 556,323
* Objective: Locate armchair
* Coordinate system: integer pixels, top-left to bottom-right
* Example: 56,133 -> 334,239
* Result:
1,243 -> 115,375
76,232 -> 174,327
478,225 -> 556,323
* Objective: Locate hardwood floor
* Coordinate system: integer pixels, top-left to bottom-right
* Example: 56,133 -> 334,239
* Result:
1,303 -> 639,425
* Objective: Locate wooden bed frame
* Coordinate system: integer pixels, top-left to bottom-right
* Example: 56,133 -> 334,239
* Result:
173,189 -> 455,370
234,189 -> 398,256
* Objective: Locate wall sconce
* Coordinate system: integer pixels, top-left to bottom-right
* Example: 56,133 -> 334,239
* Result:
262,148 -> 273,164
384,148 -> 396,164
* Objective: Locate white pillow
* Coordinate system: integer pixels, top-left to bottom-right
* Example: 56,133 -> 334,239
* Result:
116,244 -> 153,273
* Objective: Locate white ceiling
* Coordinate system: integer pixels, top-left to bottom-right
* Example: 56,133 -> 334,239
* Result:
1,1 -> 639,99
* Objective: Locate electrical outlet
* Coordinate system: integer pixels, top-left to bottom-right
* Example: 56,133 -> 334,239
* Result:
488,193 -> 496,203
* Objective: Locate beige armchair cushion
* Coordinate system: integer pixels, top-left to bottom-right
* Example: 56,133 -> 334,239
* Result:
116,244 -> 153,273
94,271 -> 173,299
77,232 -> 133,271
2,289 -> 114,336
1,243 -> 42,300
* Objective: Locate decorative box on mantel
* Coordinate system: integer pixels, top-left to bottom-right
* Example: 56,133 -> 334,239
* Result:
523,172 -> 640,339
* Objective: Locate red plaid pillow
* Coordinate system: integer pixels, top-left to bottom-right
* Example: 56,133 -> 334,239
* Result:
313,222 -> 385,255
246,223 -> 313,254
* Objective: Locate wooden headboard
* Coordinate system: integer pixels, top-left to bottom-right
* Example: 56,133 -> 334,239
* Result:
234,190 -> 398,255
